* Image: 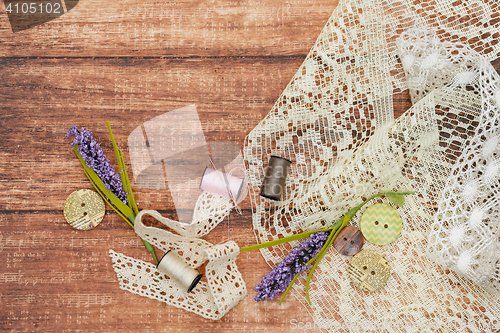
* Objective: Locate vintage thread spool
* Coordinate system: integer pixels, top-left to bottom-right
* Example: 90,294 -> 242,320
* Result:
156,250 -> 203,293
259,155 -> 292,201
199,167 -> 244,202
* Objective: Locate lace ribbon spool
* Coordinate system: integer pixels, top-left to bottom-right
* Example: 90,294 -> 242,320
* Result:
157,250 -> 203,293
259,155 -> 292,201
200,167 -> 244,202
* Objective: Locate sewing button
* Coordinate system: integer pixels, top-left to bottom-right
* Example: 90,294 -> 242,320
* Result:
63,189 -> 105,230
348,250 -> 390,292
333,226 -> 364,256
360,203 -> 402,246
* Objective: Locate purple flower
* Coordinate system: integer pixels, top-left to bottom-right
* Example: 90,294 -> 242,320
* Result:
255,230 -> 330,302
66,126 -> 128,205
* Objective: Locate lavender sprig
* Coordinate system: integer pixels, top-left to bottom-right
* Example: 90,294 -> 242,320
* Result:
66,126 -> 128,205
255,230 -> 330,302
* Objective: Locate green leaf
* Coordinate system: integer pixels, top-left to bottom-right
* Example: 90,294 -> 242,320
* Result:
279,272 -> 301,305
107,121 -> 139,215
84,169 -> 134,229
119,149 -> 139,215
386,193 -> 405,206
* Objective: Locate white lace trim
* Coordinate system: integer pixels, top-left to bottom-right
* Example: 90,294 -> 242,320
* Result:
109,192 -> 246,320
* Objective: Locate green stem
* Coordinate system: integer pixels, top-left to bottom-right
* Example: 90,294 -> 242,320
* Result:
107,121 -> 139,215
241,227 -> 332,252
304,222 -> 341,304
279,272 -> 301,305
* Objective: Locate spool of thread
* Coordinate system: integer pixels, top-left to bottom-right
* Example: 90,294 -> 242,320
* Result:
199,167 -> 244,202
259,155 -> 292,201
156,250 -> 203,293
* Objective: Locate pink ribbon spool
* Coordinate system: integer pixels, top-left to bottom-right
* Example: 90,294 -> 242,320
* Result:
200,167 -> 244,202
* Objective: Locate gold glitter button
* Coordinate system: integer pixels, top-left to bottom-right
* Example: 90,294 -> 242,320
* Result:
63,189 -> 105,230
360,203 -> 402,246
348,250 -> 390,292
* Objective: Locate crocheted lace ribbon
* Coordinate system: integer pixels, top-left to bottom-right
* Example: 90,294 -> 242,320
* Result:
423,41 -> 500,293
109,192 -> 247,320
243,0 -> 500,331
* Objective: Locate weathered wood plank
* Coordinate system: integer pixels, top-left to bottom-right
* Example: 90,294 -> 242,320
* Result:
0,57 -> 302,211
0,0 -> 338,57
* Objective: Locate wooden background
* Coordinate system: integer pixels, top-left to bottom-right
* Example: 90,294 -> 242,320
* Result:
0,0 -> 338,332
0,0 -> 499,332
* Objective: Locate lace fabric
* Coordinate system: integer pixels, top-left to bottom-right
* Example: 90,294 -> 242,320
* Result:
423,42 -> 500,295
109,192 -> 247,320
243,0 -> 500,331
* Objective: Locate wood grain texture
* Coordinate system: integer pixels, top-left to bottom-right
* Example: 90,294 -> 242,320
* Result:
0,1 -> 337,331
0,57 -> 303,213
0,0 -> 337,57
1,0 -> 499,331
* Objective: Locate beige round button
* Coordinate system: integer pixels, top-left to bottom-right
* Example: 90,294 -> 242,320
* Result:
348,250 -> 390,292
63,189 -> 105,230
